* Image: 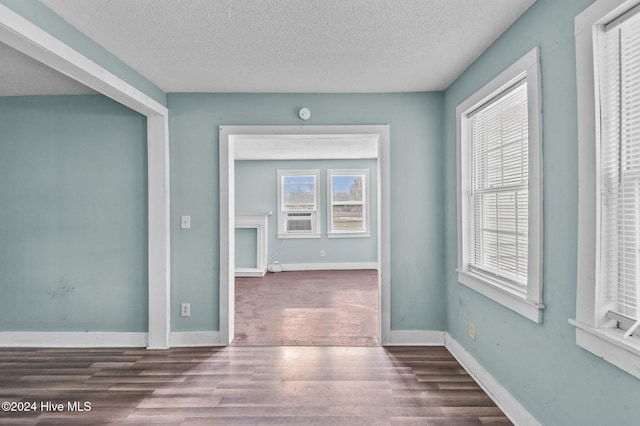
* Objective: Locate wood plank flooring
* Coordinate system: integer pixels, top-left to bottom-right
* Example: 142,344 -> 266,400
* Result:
234,270 -> 379,346
0,345 -> 512,425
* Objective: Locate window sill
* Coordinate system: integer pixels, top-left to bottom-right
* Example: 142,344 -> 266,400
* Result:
569,319 -> 640,380
327,232 -> 371,239
277,233 -> 321,239
458,270 -> 543,323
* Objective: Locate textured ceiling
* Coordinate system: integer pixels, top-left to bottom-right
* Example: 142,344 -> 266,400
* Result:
38,0 -> 536,93
0,41 -> 95,96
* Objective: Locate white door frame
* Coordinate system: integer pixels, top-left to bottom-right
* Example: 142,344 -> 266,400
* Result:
219,125 -> 391,345
0,5 -> 171,349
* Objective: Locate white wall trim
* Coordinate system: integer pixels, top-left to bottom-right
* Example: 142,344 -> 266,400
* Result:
275,262 -> 379,272
456,46 -> 544,324
0,4 -> 172,350
234,134 -> 379,160
0,4 -> 167,117
386,330 -> 446,345
574,0 -> 640,378
147,116 -> 171,350
445,333 -> 541,426
169,331 -> 222,347
0,332 -> 148,348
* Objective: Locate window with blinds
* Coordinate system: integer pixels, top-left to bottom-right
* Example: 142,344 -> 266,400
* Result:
598,7 -> 640,338
469,80 -> 529,292
456,47 -> 542,322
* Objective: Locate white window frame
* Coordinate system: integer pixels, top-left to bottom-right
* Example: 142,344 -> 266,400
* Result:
456,47 -> 544,323
327,169 -> 371,238
574,0 -> 640,379
277,169 -> 321,239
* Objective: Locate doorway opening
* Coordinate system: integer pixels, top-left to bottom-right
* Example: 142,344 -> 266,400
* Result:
219,126 -> 391,346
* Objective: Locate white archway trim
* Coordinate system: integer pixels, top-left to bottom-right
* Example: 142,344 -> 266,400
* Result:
0,4 -> 171,349
219,125 -> 391,346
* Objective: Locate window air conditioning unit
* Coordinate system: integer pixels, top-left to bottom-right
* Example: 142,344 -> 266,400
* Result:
285,211 -> 315,233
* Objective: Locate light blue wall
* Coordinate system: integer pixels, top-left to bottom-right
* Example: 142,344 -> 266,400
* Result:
0,95 -> 148,331
443,0 -> 640,424
235,159 -> 378,266
169,92 -> 445,332
0,0 -> 166,106
235,228 -> 257,268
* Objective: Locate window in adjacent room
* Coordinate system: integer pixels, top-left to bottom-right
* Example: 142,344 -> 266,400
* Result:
277,169 -> 321,238
456,47 -> 543,323
327,169 -> 370,238
575,0 -> 640,379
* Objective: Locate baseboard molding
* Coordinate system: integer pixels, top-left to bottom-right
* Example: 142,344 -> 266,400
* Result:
445,333 -> 540,426
0,331 -> 224,349
0,331 -> 148,348
169,331 -> 222,347
386,330 -> 445,345
278,262 -> 379,271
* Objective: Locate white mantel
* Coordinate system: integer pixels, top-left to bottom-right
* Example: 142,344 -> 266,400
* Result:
235,212 -> 270,277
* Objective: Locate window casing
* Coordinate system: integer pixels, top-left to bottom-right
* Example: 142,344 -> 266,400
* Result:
327,169 -> 370,238
456,47 -> 543,323
575,0 -> 640,379
600,8 -> 640,337
277,169 -> 321,238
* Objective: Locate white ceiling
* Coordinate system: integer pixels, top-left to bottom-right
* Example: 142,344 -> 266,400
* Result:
2,0 -> 536,96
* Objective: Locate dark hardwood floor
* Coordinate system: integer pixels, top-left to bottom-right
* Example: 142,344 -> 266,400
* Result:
0,345 -> 512,425
0,271 -> 511,424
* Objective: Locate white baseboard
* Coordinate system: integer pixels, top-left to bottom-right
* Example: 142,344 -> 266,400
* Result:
278,262 -> 379,271
0,331 -> 224,349
235,267 -> 267,277
0,331 -> 148,348
386,330 -> 445,345
445,333 -> 540,426
169,331 -> 222,347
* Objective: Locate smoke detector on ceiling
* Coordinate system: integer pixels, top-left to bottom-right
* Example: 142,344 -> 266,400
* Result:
298,107 -> 311,120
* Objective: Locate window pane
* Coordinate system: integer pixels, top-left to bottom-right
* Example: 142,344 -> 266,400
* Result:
332,175 -> 363,202
470,80 -> 529,286
332,204 -> 364,230
283,175 -> 315,209
475,191 -> 528,283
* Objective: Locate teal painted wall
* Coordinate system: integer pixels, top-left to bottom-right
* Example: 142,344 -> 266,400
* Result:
168,92 -> 445,332
0,95 -> 148,331
443,0 -> 640,424
235,159 -> 378,266
235,228 -> 257,268
0,0 -> 166,106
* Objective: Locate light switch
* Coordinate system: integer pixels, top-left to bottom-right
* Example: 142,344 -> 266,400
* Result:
181,215 -> 191,229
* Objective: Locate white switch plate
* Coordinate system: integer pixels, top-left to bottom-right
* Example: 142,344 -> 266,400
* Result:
181,215 -> 191,229
181,303 -> 191,317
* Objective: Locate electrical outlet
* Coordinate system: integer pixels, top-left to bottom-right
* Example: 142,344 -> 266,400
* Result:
320,250 -> 325,257
181,303 -> 191,317
469,322 -> 476,340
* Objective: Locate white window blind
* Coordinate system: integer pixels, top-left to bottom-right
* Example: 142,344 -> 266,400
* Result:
469,79 -> 529,291
599,9 -> 640,337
